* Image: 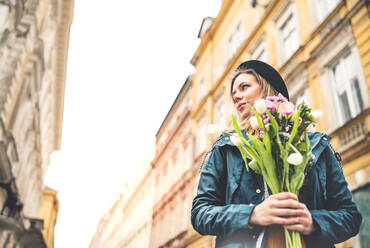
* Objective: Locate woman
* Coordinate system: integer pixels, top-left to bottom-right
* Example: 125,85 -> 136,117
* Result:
191,60 -> 362,248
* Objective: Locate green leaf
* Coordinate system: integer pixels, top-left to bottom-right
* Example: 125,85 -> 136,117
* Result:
237,145 -> 250,172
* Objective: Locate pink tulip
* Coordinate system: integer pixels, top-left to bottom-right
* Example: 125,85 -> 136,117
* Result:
278,102 -> 295,115
265,100 -> 277,113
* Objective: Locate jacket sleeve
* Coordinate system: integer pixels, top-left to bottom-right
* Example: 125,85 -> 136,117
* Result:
308,146 -> 362,244
191,145 -> 260,238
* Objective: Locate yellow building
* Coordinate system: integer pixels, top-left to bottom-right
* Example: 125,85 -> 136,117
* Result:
189,0 -> 369,247
39,187 -> 59,248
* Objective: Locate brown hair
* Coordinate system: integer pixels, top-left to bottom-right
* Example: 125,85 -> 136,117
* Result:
229,68 -> 278,131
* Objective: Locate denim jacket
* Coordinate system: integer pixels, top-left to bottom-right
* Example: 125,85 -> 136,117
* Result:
191,132 -> 362,248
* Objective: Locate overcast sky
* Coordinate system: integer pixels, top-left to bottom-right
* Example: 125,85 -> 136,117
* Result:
44,1 -> 221,247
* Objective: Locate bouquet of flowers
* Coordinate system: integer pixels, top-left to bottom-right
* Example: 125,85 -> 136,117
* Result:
229,93 -> 322,248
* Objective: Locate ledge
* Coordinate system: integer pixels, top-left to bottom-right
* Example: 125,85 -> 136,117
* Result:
0,215 -> 22,235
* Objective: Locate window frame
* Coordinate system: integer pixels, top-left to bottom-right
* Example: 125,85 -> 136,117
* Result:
196,113 -> 207,156
199,77 -> 206,102
274,2 -> 301,65
227,20 -> 244,63
213,91 -> 226,126
329,50 -> 367,125
250,35 -> 268,62
308,0 -> 341,27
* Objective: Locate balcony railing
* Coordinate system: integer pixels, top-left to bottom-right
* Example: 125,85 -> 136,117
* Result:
332,108 -> 370,162
338,119 -> 367,148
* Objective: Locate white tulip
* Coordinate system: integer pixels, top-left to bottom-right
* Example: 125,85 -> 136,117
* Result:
249,116 -> 259,129
230,135 -> 243,146
254,99 -> 267,114
311,110 -> 323,123
287,153 -> 303,166
207,124 -> 225,137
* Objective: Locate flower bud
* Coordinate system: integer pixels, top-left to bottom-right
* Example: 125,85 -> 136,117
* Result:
254,99 -> 266,114
230,135 -> 243,146
311,110 -> 323,123
249,159 -> 261,174
207,124 -> 225,137
250,116 -> 259,129
287,153 -> 303,165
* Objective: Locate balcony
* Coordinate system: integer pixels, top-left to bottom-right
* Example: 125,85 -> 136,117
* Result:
0,121 -> 46,247
331,108 -> 370,163
18,217 -> 47,248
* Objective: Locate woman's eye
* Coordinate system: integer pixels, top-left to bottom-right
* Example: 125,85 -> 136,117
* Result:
241,84 -> 249,90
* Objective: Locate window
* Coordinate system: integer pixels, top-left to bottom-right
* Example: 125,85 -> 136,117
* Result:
199,78 -> 206,101
331,52 -> 364,124
275,4 -> 300,64
214,93 -> 226,126
316,0 -> 340,23
309,0 -> 341,27
227,21 -> 244,63
0,5 -> 9,46
293,88 -> 311,108
0,5 -> 8,31
251,40 -> 268,62
196,115 -> 206,155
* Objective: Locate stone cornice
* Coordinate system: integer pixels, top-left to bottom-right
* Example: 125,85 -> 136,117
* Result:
190,0 -> 234,66
53,0 -> 74,150
156,75 -> 192,138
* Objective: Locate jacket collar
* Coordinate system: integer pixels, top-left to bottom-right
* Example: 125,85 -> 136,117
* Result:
308,132 -> 331,164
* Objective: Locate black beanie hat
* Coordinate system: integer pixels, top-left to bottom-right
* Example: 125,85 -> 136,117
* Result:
231,60 -> 289,100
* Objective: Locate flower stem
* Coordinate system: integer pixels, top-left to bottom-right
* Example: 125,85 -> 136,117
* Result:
289,143 -> 300,154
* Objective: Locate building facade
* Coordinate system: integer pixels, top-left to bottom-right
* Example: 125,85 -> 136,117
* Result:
0,0 -> 73,247
89,146 -> 155,248
89,77 -> 194,248
150,76 -> 194,248
188,0 -> 369,247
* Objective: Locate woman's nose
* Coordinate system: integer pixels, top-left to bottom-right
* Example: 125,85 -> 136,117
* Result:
233,91 -> 242,102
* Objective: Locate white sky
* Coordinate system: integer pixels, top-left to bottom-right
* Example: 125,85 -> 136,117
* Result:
44,1 -> 221,247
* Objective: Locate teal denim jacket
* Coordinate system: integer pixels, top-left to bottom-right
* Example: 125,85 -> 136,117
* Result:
191,132 -> 362,248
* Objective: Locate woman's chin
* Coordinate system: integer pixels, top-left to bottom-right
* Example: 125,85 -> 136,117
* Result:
239,111 -> 251,120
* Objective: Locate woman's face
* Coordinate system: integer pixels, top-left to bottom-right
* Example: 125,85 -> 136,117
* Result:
232,73 -> 262,119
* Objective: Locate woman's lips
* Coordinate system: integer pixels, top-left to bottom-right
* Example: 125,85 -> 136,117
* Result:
237,103 -> 246,111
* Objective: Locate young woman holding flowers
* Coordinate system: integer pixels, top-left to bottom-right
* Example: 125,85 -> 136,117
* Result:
191,60 -> 362,248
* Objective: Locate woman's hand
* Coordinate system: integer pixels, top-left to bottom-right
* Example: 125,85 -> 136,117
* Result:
249,192 -> 315,235
283,201 -> 315,235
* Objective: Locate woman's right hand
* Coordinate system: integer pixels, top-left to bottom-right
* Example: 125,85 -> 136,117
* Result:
249,192 -> 306,226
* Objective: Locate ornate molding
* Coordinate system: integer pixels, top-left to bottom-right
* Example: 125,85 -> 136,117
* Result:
0,0 -> 42,121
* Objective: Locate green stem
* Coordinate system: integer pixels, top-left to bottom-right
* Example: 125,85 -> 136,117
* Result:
289,143 -> 300,154
293,230 -> 302,248
284,228 -> 293,248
